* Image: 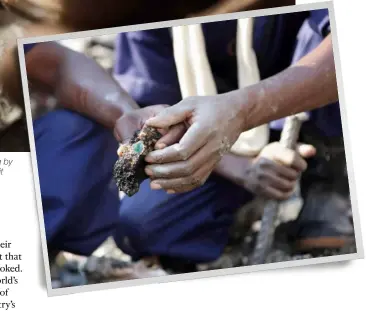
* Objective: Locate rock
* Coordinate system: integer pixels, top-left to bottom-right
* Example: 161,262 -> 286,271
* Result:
113,125 -> 161,196
83,256 -> 168,283
59,268 -> 87,287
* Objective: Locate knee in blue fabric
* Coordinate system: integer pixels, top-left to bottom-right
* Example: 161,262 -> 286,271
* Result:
114,175 -> 254,263
34,109 -> 120,256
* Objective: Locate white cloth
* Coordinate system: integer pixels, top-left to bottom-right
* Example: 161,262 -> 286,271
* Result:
172,19 -> 269,157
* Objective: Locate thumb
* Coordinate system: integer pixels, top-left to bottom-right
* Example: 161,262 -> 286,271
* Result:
115,105 -> 169,143
114,114 -> 140,144
145,104 -> 193,129
297,144 -> 316,159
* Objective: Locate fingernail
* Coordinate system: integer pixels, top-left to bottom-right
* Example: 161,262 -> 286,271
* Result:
150,182 -> 162,190
155,143 -> 166,150
157,128 -> 167,135
145,167 -> 153,176
145,155 -> 153,162
167,189 -> 175,194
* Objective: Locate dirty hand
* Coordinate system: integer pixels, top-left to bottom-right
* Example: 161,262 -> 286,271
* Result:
114,105 -> 186,154
144,94 -> 246,193
243,142 -> 316,200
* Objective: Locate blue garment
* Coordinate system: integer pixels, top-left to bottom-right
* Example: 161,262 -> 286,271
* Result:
34,109 -> 120,255
25,42 -> 120,255
23,43 -> 36,54
115,176 -> 253,262
114,13 -> 307,106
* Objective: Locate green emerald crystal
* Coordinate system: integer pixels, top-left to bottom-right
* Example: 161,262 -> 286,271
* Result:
133,141 -> 144,154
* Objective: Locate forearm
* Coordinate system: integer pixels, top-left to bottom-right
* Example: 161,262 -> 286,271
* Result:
25,42 -> 138,128
195,0 -> 294,16
0,23 -> 70,105
231,34 -> 338,131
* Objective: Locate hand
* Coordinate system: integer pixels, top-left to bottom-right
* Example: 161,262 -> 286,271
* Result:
114,105 -> 186,154
144,93 -> 246,193
243,142 -> 316,200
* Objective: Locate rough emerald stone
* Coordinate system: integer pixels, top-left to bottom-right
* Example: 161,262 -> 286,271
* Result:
113,126 -> 162,196
133,141 -> 144,154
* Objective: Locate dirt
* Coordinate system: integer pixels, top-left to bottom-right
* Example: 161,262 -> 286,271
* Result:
49,229 -> 357,289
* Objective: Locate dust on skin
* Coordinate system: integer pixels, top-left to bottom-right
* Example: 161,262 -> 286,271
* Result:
249,40 -> 336,126
104,91 -> 120,103
219,136 -> 231,156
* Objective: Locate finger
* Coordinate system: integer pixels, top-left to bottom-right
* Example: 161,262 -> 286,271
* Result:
113,127 -> 122,143
155,123 -> 186,150
150,156 -> 217,193
270,164 -> 299,182
297,144 -> 316,158
143,105 -> 171,137
145,102 -> 194,128
273,148 -> 307,172
291,154 -> 308,172
263,186 -> 292,201
145,142 -> 221,179
145,122 -> 211,163
115,114 -> 141,143
256,158 -> 299,181
156,128 -> 169,136
143,105 -> 171,122
115,105 -> 168,143
263,171 -> 296,192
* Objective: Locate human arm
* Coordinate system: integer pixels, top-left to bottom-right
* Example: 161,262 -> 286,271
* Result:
26,41 -> 189,146
193,0 -> 295,16
146,140 -> 315,197
24,42 -> 140,129
232,34 -> 337,130
144,34 -> 336,193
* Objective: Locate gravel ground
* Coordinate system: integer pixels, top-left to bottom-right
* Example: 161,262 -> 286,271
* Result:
50,226 -> 357,289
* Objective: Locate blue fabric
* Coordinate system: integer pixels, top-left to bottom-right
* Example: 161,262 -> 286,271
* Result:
114,175 -> 253,262
23,43 -> 36,54
114,14 -> 307,107
34,109 -> 120,256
